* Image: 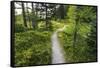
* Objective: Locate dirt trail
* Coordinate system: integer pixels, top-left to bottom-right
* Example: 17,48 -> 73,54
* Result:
51,26 -> 66,64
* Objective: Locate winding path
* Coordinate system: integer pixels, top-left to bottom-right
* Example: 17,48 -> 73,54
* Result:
51,26 -> 66,64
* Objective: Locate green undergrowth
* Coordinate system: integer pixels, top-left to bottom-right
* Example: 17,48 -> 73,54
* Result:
51,20 -> 65,31
58,22 -> 96,63
15,30 -> 52,66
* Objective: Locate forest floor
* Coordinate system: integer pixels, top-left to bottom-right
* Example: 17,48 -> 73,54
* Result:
51,26 -> 66,64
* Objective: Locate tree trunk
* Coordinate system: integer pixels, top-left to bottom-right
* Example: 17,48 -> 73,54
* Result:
31,3 -> 36,29
22,2 -> 27,27
45,6 -> 48,29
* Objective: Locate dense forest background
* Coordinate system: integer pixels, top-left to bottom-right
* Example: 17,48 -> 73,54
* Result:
11,1 -> 97,66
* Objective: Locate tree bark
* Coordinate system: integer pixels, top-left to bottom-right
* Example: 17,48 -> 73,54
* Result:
22,2 -> 27,27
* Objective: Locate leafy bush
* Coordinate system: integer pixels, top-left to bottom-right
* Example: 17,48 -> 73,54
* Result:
15,31 -> 52,66
51,21 -> 64,31
58,22 -> 95,63
15,24 -> 27,33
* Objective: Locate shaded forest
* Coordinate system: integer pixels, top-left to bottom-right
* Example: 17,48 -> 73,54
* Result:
11,1 -> 97,66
